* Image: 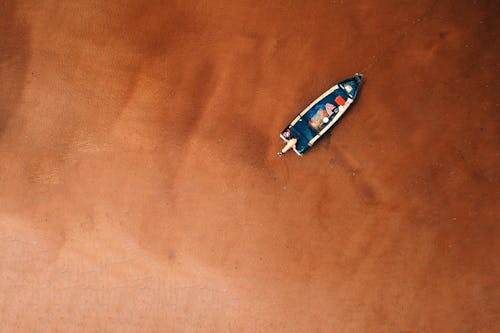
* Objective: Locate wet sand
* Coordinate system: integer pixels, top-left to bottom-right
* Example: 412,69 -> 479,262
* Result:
1,0 -> 499,331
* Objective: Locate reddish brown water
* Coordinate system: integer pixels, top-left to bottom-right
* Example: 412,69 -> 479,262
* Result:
1,0 -> 499,331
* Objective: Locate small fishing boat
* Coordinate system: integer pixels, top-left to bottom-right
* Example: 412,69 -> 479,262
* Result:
278,73 -> 363,156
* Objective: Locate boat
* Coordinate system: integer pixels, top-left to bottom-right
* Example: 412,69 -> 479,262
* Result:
278,73 -> 363,156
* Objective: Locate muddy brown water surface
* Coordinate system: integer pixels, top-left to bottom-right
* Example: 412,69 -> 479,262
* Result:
1,0 -> 499,331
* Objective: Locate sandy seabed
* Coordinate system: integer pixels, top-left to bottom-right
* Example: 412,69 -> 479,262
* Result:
1,0 -> 499,331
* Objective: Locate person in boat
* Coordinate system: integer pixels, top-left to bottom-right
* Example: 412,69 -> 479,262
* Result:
325,103 -> 336,116
278,138 -> 297,156
278,129 -> 297,156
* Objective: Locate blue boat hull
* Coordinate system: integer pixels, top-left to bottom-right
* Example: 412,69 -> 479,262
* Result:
280,74 -> 363,156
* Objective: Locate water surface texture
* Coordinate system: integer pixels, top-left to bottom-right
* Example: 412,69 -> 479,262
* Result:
0,0 -> 498,331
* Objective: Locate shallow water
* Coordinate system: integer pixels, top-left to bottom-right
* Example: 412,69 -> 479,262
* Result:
1,0 -> 498,331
